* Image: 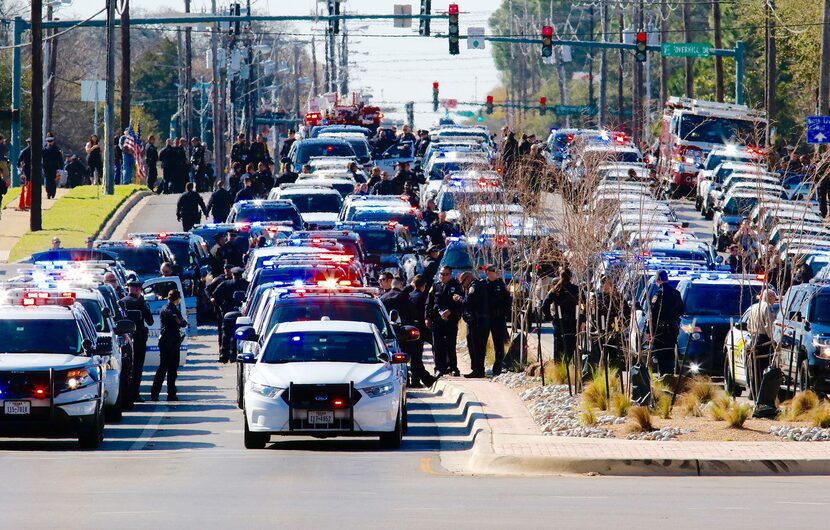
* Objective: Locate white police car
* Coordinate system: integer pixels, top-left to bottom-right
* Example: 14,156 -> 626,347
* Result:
240,320 -> 408,449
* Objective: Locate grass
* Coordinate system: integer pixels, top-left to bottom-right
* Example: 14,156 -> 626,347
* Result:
724,402 -> 753,428
655,393 -> 673,419
582,368 -> 619,412
549,361 -> 576,386
8,185 -> 143,262
678,377 -> 722,417
610,393 -> 632,417
3,186 -> 22,209
627,405 -> 654,433
709,395 -> 734,421
780,390 -> 820,422
811,403 -> 830,428
580,405 -> 597,426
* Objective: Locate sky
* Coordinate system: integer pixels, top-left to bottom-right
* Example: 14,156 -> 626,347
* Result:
62,0 -> 504,129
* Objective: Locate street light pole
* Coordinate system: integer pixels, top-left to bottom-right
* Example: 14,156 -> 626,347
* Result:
31,0 -> 43,231
104,0 -> 116,195
120,0 -> 130,131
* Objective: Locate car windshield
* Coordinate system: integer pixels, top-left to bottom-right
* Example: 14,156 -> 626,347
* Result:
269,300 -> 393,339
647,249 -> 710,264
297,143 -> 355,164
438,190 -> 505,211
255,267 -> 347,289
723,196 -> 758,216
354,230 -> 396,254
344,138 -> 369,159
812,293 -> 830,324
705,155 -> 755,170
0,318 -> 82,354
684,284 -> 761,316
78,299 -> 109,333
262,331 -> 381,364
235,206 -> 303,228
679,115 -> 761,144
108,247 -> 161,275
283,194 -> 341,214
162,240 -> 191,266
350,211 -> 419,232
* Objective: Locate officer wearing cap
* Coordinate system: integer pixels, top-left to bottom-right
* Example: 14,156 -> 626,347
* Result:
151,289 -> 188,401
422,245 -> 442,286
119,279 -> 154,402
460,271 -> 489,378
649,270 -> 684,375
484,264 -> 512,376
212,266 -> 249,362
207,262 -> 233,344
426,265 -> 463,376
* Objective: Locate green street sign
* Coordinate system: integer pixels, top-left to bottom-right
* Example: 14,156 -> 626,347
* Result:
454,110 -> 475,117
554,105 -> 597,116
661,42 -> 711,58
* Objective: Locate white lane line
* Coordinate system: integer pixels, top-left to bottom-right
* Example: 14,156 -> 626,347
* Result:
95,511 -> 162,516
776,501 -> 826,506
129,405 -> 165,451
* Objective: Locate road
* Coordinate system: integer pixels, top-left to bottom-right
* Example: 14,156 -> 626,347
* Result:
0,194 -> 826,529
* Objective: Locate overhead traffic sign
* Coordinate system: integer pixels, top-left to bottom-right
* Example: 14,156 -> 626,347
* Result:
661,42 -> 711,58
468,27 -> 485,49
807,116 -> 830,144
554,104 -> 597,116
80,80 -> 106,103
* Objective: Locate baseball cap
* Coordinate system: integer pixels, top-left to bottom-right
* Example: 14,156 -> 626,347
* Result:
656,270 -> 669,282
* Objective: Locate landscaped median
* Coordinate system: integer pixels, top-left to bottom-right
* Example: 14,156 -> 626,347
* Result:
8,184 -> 146,262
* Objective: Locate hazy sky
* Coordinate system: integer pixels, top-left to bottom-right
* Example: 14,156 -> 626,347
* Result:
62,0 -> 503,128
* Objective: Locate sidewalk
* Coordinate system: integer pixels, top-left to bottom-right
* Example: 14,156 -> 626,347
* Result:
0,190 -> 66,263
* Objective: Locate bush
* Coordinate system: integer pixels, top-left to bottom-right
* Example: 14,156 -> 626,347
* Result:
655,393 -> 673,419
709,395 -> 734,421
688,376 -> 718,404
811,403 -> 830,428
780,390 -> 820,421
627,405 -> 654,432
678,392 -> 704,417
610,393 -> 632,417
724,402 -> 753,428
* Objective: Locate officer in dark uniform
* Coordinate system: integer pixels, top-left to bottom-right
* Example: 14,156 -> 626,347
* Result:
207,262 -> 233,343
206,181 -> 233,223
426,266 -> 463,376
649,270 -> 685,375
421,246 -> 442,286
592,275 -> 630,370
408,275 -> 436,387
119,279 -> 154,402
380,277 -> 413,323
212,267 -> 249,362
426,212 -> 457,247
542,267 -> 581,364
176,181 -> 208,231
484,264 -> 512,376
461,272 -> 489,378
151,289 -> 188,401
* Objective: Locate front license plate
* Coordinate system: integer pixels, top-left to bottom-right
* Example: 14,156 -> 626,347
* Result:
308,410 -> 334,425
4,401 -> 31,415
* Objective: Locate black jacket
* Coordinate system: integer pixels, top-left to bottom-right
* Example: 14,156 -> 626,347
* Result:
119,293 -> 154,338
207,188 -> 233,222
231,142 -> 249,165
235,186 -> 256,203
426,279 -> 463,324
42,144 -> 63,175
371,179 -> 402,196
649,284 -> 684,331
64,159 -> 86,188
144,142 -> 159,174
17,145 -> 31,177
213,277 -> 249,313
177,190 -> 207,221
380,288 -> 414,324
462,279 -> 490,324
159,302 -> 187,347
485,278 -> 512,320
275,171 -> 298,186
280,137 -> 296,158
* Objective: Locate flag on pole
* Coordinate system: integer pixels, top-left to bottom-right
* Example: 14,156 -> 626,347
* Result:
122,120 -> 146,184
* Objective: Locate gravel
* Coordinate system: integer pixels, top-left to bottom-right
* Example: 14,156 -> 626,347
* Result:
768,425 -> 830,442
627,427 -> 692,441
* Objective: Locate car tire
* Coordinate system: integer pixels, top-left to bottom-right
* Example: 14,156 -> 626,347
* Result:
379,409 -> 403,449
79,404 -> 104,449
236,365 -> 244,410
798,359 -> 812,392
723,353 -> 743,397
105,392 -> 123,423
244,415 -> 269,449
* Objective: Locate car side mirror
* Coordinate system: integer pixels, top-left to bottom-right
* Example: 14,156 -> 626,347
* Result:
233,291 -> 246,303
82,339 -> 94,354
235,326 -> 258,342
236,316 -> 253,327
396,325 -> 420,342
389,309 -> 401,324
115,319 -> 136,336
716,255 -> 724,264
237,352 -> 256,363
101,307 -> 112,319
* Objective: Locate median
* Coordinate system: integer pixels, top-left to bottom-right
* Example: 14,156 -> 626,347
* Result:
9,184 -> 146,262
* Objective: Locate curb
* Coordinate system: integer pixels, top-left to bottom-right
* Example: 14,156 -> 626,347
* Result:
97,190 -> 153,240
436,379 -> 830,477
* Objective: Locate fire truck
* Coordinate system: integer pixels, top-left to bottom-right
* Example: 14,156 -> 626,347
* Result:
658,97 -> 766,198
304,93 -> 384,135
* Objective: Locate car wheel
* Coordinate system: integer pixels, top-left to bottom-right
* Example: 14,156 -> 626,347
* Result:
798,359 -> 812,392
379,409 -> 403,449
236,364 -> 244,410
105,392 -> 123,423
244,415 -> 269,449
723,353 -> 743,397
79,404 -> 103,449
402,404 -> 409,434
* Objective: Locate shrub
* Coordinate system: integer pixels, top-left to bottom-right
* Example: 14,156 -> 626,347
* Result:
580,405 -> 597,426
781,390 -> 820,421
688,376 -> 718,404
610,393 -> 632,417
678,392 -> 704,417
811,403 -> 830,428
627,405 -> 654,432
655,393 -> 673,419
709,395 -> 734,421
724,402 -> 753,428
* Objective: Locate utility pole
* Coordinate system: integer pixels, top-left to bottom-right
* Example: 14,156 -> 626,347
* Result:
104,0 -> 116,195
765,0 -> 776,145
31,0 -> 43,231
311,36 -> 319,95
820,0 -> 830,115
244,0 -> 253,140
598,0 -> 609,127
632,0 -> 644,145
660,0 -> 668,106
683,0 -> 694,98
42,3 -> 54,137
587,4 -> 595,123
617,6 -> 625,128
185,0 -> 193,145
210,0 -> 225,181
293,44 -> 301,123
340,20 -> 349,95
120,0 -> 131,131
712,0 -> 724,102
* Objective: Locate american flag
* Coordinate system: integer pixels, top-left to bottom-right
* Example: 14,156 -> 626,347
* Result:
123,121 -> 147,184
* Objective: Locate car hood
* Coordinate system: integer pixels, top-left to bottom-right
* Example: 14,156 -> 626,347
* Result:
683,315 -> 734,329
301,212 -> 339,225
253,361 -> 394,388
0,353 -> 91,371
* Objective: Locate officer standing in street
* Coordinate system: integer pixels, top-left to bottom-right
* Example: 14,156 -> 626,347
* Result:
649,270 -> 685,375
421,245 -> 442,286
380,277 -> 413,323
745,289 -> 777,394
408,275 -> 436,387
151,289 -> 188,401
206,263 -> 233,345
461,271 -> 488,378
206,180 -> 233,224
426,266 -> 463,377
484,264 -> 512,376
176,182 -> 208,231
212,267 -> 249,362
119,279 -> 154,403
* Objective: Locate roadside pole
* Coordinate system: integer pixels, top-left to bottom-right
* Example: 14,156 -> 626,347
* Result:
30,0 -> 43,231
819,0 -> 830,116
104,0 -> 116,195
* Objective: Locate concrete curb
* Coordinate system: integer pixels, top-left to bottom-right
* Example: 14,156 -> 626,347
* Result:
437,378 -> 830,477
97,190 -> 153,240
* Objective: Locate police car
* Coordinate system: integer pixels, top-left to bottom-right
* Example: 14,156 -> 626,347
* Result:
94,239 -> 176,282
294,174 -> 357,198
226,200 -> 304,230
0,290 -> 110,448
722,300 -> 780,398
335,221 -> 418,281
712,188 -> 780,252
697,161 -> 767,215
240,320 -> 410,449
268,184 -> 344,229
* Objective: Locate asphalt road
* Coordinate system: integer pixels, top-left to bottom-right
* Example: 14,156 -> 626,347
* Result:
1,194 -> 826,529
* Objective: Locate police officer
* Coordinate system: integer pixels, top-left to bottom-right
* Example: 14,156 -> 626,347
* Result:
408,275 -> 436,387
484,264 -> 512,376
151,289 -> 188,401
649,270 -> 684,375
176,181 -> 208,231
542,267 -> 581,364
592,275 -> 630,370
212,267 -> 249,362
206,180 -> 233,224
461,271 -> 488,378
207,262 -> 233,345
745,289 -> 777,394
209,232 -> 243,276
426,212 -> 457,247
380,277 -> 413,323
119,279 -> 154,402
421,245 -> 442,286
426,266 -> 463,376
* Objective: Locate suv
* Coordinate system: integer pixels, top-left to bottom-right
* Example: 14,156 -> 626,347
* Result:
226,200 -> 304,230
95,240 -> 176,282
268,185 -> 343,229
335,222 -> 418,281
773,283 -> 830,392
283,138 -> 356,173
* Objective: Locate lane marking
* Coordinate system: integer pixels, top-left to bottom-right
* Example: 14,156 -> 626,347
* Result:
776,501 -> 826,506
94,511 -> 162,516
129,405 -> 165,451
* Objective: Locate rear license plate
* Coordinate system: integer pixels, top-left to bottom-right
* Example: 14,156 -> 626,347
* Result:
4,401 -> 31,415
307,410 -> 334,425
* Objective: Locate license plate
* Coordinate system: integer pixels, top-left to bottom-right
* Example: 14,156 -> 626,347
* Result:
4,401 -> 30,415
307,410 -> 334,425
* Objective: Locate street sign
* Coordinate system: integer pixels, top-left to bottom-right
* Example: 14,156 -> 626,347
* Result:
80,80 -> 106,103
661,42 -> 711,58
393,5 -> 412,28
807,116 -> 830,144
467,27 -> 485,50
442,98 -> 458,109
554,104 -> 597,116
455,110 -> 475,117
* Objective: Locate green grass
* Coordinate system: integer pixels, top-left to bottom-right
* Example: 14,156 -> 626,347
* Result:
9,185 -> 144,262
3,186 -> 22,209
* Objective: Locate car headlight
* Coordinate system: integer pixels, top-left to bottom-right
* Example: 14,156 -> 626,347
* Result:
817,346 -> 830,360
362,382 -> 396,398
61,368 -> 96,392
249,381 -> 284,398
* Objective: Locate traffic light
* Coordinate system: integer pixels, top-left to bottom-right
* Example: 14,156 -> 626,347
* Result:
541,25 -> 553,58
448,3 -> 459,55
231,3 -> 241,35
485,95 -> 494,115
635,31 -> 647,63
432,81 -> 440,112
419,0 -> 432,36
539,97 -> 547,116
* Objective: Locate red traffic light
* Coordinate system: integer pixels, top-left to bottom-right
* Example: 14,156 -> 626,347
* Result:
636,31 -> 647,44
433,81 -> 439,90
539,97 -> 547,105
448,3 -> 459,15
486,95 -> 494,104
542,25 -> 553,38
